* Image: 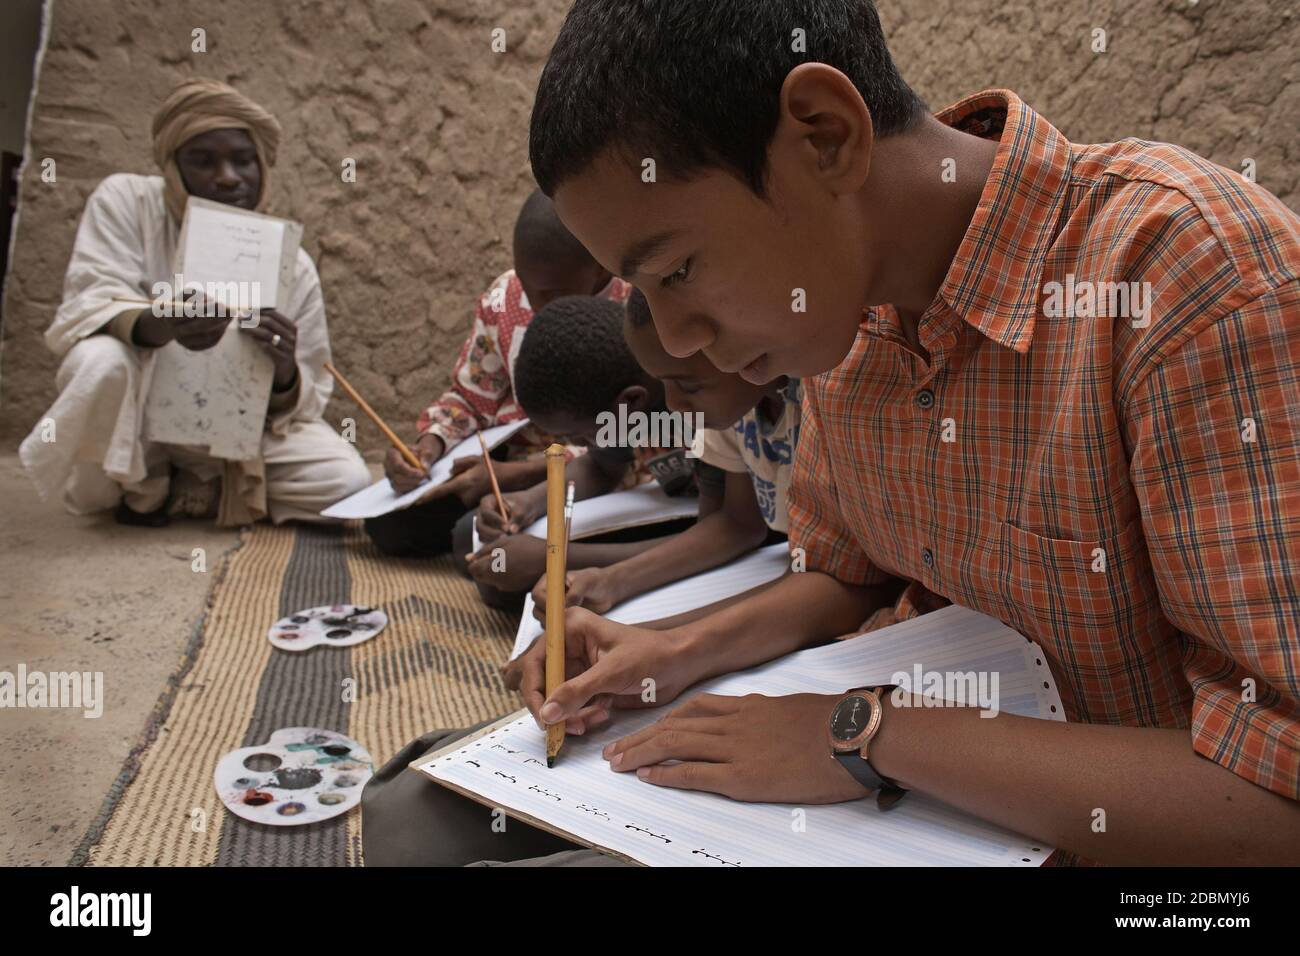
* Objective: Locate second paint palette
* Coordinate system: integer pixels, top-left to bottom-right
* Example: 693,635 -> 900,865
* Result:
268,604 -> 387,651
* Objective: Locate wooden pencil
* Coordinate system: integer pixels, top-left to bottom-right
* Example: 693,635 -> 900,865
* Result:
112,295 -> 188,310
544,444 -> 567,766
110,295 -> 252,318
479,441 -> 511,524
323,362 -> 423,471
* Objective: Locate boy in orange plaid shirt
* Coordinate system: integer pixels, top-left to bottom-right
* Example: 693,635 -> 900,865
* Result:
364,0 -> 1298,866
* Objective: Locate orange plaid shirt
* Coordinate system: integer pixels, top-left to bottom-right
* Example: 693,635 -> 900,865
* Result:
789,90 -> 1300,803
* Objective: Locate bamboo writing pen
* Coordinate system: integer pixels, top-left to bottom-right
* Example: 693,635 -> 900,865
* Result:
479,441 -> 511,525
323,361 -> 423,470
544,444 -> 568,766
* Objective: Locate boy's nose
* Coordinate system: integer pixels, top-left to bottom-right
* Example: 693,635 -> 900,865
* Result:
648,301 -> 712,359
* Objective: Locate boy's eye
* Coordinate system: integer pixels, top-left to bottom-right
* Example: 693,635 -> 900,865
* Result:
675,381 -> 702,395
661,258 -> 692,288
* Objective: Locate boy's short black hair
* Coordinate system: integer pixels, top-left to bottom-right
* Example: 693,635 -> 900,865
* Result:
625,286 -> 651,329
530,0 -> 926,197
515,295 -> 646,419
514,188 -> 595,271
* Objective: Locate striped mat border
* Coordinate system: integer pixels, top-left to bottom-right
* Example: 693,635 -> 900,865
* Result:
73,522 -> 519,866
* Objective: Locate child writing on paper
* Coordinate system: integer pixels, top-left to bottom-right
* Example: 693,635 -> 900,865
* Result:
465,295 -> 710,604
508,289 -> 939,694
363,190 -> 631,557
529,287 -> 796,620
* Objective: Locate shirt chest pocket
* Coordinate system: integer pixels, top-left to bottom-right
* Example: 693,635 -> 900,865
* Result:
995,518 -> 1154,642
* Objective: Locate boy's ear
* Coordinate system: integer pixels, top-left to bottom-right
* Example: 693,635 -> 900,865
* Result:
773,62 -> 874,193
616,384 -> 650,412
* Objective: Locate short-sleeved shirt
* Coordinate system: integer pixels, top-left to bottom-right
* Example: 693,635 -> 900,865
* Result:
417,270 -> 631,458
787,89 -> 1300,805
698,378 -> 802,532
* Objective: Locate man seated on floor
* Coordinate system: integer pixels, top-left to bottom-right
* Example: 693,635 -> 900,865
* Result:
19,77 -> 369,527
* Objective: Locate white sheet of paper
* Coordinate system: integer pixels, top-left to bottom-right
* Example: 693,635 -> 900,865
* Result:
179,199 -> 287,308
523,483 -> 699,541
142,322 -> 274,460
474,483 -> 699,558
419,604 -> 1065,866
321,420 -> 532,519
511,542 -> 788,659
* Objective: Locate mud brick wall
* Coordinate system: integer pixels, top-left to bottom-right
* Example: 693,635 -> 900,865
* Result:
2,0 -> 1296,456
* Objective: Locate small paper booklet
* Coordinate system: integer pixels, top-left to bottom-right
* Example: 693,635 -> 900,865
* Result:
511,541 -> 787,660
142,198 -> 303,460
416,604 -> 1065,866
472,482 -> 700,558
321,420 -> 532,519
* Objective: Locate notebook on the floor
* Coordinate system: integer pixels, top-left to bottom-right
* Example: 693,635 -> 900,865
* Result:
415,603 -> 1064,866
511,542 -> 787,659
321,419 -> 531,519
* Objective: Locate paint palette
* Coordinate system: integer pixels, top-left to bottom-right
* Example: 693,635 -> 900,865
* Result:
268,604 -> 387,651
214,728 -> 374,826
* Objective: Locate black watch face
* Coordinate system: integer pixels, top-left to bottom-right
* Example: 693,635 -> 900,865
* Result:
830,695 -> 873,742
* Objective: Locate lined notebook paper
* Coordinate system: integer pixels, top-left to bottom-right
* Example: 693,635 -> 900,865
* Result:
321,420 -> 531,519
510,542 -> 788,659
418,604 -> 1064,866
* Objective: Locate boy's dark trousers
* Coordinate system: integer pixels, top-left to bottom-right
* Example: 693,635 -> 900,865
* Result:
361,720 -> 626,867
363,443 -> 519,559
368,504 -> 524,612
364,493 -> 469,558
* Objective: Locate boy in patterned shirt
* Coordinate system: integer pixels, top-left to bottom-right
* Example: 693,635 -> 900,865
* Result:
364,190 -> 629,557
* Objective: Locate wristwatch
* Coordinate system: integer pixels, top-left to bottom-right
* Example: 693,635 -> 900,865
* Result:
828,687 -> 907,810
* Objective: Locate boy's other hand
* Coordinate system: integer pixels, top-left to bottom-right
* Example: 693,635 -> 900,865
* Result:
384,433 -> 442,494
499,638 -> 537,692
476,486 -> 543,541
517,607 -> 696,735
532,566 -> 622,621
419,457 -> 491,509
602,692 -> 867,805
465,533 -> 546,592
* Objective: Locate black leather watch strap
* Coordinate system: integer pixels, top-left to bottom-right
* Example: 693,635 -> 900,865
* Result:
834,751 -> 888,792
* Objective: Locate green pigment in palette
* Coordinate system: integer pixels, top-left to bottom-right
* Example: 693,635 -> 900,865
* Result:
214,728 -> 375,826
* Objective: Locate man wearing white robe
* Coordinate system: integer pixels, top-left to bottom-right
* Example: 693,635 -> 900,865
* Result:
19,78 -> 369,526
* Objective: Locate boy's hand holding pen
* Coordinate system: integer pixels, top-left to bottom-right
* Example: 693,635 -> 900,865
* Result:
476,485 -> 544,540
384,433 -> 443,494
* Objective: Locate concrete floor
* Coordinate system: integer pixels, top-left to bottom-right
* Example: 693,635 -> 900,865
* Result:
0,453 -> 240,865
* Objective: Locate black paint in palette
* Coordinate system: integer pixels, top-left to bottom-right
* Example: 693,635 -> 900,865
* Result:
215,727 -> 374,826
268,604 -> 387,650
